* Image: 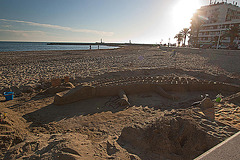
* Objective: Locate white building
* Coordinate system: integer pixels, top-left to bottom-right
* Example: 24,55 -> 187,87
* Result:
190,2 -> 240,48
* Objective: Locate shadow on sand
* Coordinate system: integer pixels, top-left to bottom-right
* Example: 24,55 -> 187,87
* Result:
23,96 -> 128,127
22,89 -> 229,128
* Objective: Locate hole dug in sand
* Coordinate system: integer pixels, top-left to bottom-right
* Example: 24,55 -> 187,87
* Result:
118,116 -> 222,160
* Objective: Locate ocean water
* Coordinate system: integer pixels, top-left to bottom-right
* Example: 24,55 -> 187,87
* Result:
0,42 -> 118,52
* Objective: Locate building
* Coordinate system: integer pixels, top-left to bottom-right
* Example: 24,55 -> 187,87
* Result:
190,1 -> 240,48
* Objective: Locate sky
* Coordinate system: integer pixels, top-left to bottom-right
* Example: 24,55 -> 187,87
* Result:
0,0 -> 239,44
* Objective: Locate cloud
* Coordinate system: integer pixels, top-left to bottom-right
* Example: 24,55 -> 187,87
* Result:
0,29 -> 45,36
1,25 -> 12,28
0,29 -> 44,33
0,19 -> 114,36
0,29 -> 46,39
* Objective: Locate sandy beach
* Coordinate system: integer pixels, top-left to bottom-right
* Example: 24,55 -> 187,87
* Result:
1,46 -> 240,159
0,46 -> 240,89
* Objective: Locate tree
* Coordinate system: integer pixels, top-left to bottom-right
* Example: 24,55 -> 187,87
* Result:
174,33 -> 183,47
180,28 -> 189,47
222,25 -> 239,48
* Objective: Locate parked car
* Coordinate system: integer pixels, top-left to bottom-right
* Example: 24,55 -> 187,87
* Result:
211,45 -> 217,49
219,45 -> 228,49
228,44 -> 239,50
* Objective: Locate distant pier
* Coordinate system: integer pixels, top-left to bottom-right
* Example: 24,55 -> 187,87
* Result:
47,42 -> 156,46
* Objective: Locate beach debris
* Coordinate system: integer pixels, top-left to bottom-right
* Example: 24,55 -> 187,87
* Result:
200,96 -> 215,120
200,96 -> 214,109
3,112 -> 6,119
104,95 -> 129,109
216,93 -> 223,102
63,82 -> 75,88
103,89 -> 130,109
201,94 -> 209,98
118,89 -> 130,106
4,92 -> 14,101
138,56 -> 144,61
0,112 -> 6,122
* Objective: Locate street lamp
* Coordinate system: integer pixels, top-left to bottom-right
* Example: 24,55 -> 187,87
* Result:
216,18 -> 225,49
216,24 -> 222,49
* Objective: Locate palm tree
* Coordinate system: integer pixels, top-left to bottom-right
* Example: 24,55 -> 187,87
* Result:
222,25 -> 239,48
174,33 -> 183,47
180,28 -> 189,47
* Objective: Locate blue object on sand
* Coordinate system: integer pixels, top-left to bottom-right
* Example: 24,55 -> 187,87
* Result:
4,92 -> 14,101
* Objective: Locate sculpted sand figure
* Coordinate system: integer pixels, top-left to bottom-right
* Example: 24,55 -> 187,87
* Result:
54,76 -> 240,106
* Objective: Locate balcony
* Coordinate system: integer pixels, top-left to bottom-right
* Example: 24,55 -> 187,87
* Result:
198,34 -> 217,37
200,27 -> 228,32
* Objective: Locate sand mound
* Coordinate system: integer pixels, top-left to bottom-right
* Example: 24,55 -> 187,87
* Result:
4,133 -> 95,159
4,132 -> 133,159
118,116 -> 230,160
1,103 -> 239,159
224,92 -> 240,105
0,108 -> 27,158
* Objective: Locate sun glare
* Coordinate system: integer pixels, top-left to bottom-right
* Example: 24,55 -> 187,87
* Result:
172,0 -> 201,28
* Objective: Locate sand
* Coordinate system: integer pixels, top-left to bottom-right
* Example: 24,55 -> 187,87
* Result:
0,46 -> 240,159
1,46 -> 239,89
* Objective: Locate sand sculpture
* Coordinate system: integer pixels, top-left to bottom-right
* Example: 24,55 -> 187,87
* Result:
54,76 -> 240,106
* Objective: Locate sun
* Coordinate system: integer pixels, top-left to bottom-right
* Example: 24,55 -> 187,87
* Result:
172,0 -> 201,28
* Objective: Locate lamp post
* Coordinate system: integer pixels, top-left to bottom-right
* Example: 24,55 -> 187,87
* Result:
216,24 -> 222,49
217,18 -> 225,49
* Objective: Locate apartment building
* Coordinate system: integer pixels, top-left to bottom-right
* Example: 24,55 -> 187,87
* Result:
190,2 -> 240,48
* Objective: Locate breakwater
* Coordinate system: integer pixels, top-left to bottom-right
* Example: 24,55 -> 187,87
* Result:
47,42 -> 156,46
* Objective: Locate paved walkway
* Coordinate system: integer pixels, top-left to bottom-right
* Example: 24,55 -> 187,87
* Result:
195,131 -> 240,160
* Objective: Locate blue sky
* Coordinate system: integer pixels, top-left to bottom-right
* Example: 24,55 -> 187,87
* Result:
0,0 -> 239,43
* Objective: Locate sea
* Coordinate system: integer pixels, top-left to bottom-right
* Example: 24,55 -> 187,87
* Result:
0,41 -> 118,52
